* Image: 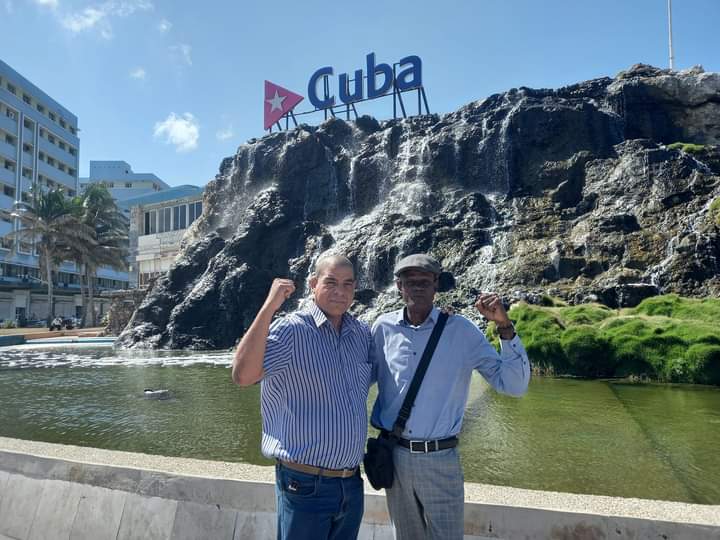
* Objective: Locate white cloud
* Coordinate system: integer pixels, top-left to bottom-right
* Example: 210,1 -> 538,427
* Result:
32,0 -> 58,8
169,43 -> 192,66
129,67 -> 146,80
216,126 -> 234,141
153,113 -> 199,152
60,0 -> 153,39
157,17 -> 171,32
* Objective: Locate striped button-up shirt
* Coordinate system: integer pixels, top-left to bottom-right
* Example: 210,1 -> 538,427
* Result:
261,302 -> 372,469
370,307 -> 530,440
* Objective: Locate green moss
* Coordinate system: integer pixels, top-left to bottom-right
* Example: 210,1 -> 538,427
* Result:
629,294 -> 720,322
558,304 -> 614,326
667,142 -> 706,154
506,295 -> 720,385
710,198 -> 720,227
560,325 -> 615,377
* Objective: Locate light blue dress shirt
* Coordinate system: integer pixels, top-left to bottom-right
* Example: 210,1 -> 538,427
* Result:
370,307 -> 530,440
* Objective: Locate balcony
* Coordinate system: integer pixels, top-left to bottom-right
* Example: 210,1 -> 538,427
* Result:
0,140 -> 17,160
0,166 -> 16,186
38,161 -> 75,189
39,138 -> 78,169
137,230 -> 186,254
22,151 -> 33,169
1,192 -> 15,210
0,114 -> 19,135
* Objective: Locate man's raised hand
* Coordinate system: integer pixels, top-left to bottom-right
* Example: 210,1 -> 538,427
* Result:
474,293 -> 511,326
264,278 -> 296,313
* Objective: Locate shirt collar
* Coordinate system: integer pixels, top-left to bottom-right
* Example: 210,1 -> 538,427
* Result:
396,306 -> 439,327
308,301 -> 359,336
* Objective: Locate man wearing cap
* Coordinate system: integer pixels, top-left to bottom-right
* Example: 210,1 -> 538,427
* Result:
232,254 -> 372,540
370,253 -> 530,540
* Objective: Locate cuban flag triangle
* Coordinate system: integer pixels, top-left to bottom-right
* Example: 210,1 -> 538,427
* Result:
264,81 -> 304,130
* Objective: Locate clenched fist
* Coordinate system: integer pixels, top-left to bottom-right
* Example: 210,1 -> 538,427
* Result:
474,293 -> 511,326
264,278 -> 296,313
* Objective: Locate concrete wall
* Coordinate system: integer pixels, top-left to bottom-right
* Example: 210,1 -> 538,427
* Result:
0,439 -> 718,540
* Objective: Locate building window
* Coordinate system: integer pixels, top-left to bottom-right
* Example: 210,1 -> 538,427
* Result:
5,108 -> 16,121
49,112 -> 56,122
3,160 -> 15,172
188,201 -> 202,224
2,184 -> 14,197
144,210 -> 157,235
22,168 -> 32,179
69,147 -> 76,156
36,103 -> 45,113
21,191 -> 30,203
157,207 -> 171,233
7,83 -> 16,95
23,118 -> 33,130
60,119 -> 67,129
124,182 -> 132,188
23,143 -> 32,153
4,134 -> 15,146
172,205 -> 186,230
68,168 -> 76,177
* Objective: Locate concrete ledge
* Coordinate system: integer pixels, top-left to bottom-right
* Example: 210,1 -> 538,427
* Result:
0,437 -> 718,540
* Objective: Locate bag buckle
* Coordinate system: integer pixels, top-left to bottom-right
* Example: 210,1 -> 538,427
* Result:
410,440 -> 439,453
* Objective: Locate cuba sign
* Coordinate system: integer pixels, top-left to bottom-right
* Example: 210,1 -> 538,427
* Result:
308,52 -> 422,109
264,52 -> 425,131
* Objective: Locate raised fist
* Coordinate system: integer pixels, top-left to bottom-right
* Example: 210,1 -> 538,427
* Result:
264,278 -> 296,312
474,293 -> 511,326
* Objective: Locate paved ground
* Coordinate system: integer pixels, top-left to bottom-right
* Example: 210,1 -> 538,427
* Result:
0,327 -> 105,337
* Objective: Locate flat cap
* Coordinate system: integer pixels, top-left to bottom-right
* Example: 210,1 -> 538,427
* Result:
394,254 -> 442,276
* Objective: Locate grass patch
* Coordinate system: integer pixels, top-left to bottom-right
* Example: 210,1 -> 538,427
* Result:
506,295 -> 720,385
710,198 -> 720,227
667,142 -> 706,154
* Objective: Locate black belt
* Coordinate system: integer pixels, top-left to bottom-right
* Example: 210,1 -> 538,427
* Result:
381,430 -> 458,454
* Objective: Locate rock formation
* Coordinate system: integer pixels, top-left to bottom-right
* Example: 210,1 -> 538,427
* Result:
116,64 -> 720,349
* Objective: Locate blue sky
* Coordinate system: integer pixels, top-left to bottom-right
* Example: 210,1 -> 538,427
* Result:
1,0 -> 719,187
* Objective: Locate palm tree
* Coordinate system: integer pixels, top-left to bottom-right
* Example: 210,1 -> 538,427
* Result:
7,188 -> 95,325
66,184 -> 129,327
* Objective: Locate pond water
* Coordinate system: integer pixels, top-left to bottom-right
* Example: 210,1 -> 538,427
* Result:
0,347 -> 718,504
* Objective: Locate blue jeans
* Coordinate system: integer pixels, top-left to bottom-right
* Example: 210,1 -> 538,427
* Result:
275,462 -> 364,540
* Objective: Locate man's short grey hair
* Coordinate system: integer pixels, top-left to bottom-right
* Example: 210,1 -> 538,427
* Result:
311,252 -> 355,279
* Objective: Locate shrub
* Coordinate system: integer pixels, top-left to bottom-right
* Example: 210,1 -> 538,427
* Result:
507,294 -> 720,385
560,325 -> 615,377
1,319 -> 17,329
683,344 -> 720,385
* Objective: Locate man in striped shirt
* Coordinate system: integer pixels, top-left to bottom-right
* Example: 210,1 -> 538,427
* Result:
232,254 -> 372,540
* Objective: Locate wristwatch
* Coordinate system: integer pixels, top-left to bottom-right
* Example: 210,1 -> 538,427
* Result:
496,321 -> 516,339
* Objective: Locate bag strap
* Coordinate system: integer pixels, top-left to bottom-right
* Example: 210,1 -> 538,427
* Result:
391,311 -> 449,438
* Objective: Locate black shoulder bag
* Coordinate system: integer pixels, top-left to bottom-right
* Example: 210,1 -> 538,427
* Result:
363,311 -> 449,490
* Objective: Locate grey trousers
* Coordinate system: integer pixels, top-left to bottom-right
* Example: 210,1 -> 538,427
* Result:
385,445 -> 465,540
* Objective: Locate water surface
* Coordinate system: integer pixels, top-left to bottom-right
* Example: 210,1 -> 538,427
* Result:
0,347 -> 718,504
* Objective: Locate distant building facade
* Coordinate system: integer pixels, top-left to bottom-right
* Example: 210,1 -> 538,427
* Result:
0,59 -> 87,322
79,160 -> 169,203
126,185 -> 204,287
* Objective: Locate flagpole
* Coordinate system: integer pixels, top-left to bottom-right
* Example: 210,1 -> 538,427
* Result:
667,0 -> 675,70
